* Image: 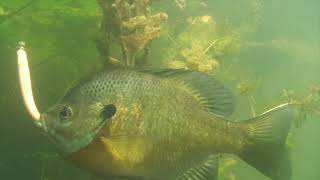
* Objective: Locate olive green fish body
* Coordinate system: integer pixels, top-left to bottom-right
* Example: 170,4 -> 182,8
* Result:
94,71 -> 243,146
93,71 -> 249,177
43,69 -> 295,180
65,70 -> 244,178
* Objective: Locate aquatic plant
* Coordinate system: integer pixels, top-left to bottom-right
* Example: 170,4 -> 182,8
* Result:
174,0 -> 187,10
162,9 -> 250,74
165,15 -> 221,72
281,84 -> 320,127
168,39 -> 220,72
97,0 -> 167,67
237,78 -> 263,117
219,156 -> 238,180
249,0 -> 263,28
276,84 -> 320,152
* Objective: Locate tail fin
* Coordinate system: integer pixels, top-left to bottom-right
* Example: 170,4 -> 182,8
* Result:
240,103 -> 295,180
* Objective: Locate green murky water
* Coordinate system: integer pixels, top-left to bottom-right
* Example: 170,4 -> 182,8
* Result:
0,0 -> 319,179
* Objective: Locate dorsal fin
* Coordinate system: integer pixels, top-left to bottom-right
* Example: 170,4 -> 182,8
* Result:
140,68 -> 236,117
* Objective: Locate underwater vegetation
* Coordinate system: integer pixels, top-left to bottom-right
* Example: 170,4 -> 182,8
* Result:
281,84 -> 320,127
97,0 -> 168,67
1,0 -> 320,180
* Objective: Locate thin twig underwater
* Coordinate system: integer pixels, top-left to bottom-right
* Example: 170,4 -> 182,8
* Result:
23,152 -> 59,180
237,78 -> 263,118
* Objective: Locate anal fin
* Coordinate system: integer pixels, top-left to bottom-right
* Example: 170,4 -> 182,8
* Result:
175,155 -> 219,180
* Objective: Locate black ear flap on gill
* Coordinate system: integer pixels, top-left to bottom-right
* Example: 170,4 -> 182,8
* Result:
100,104 -> 117,120
140,68 -> 236,117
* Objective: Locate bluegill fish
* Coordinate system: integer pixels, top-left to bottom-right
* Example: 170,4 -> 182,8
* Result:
39,69 -> 293,180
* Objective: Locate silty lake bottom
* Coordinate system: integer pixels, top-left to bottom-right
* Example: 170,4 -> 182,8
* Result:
0,0 -> 319,180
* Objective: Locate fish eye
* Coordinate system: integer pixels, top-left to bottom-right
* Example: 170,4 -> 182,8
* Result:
100,104 -> 116,120
58,106 -> 73,121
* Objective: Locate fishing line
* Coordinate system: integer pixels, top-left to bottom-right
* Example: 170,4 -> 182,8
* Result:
0,0 -> 39,25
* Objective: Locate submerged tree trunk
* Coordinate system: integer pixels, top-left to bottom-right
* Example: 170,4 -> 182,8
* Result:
96,0 -> 117,68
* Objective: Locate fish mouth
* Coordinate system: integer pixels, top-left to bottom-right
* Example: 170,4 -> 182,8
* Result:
37,114 -> 65,145
33,114 -> 48,132
38,113 -> 108,153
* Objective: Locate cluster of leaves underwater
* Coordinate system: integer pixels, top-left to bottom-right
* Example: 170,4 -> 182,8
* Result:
1,0 -> 320,180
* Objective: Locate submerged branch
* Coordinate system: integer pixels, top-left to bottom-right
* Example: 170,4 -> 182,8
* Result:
96,0 -> 113,68
99,0 -> 167,68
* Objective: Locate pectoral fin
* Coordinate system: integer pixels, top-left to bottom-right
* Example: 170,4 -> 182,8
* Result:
100,136 -> 154,166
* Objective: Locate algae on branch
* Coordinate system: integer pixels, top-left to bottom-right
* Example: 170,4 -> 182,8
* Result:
166,15 -> 218,72
109,0 -> 168,67
281,84 -> 320,128
166,14 -> 242,73
174,40 -> 219,72
280,84 -> 320,151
